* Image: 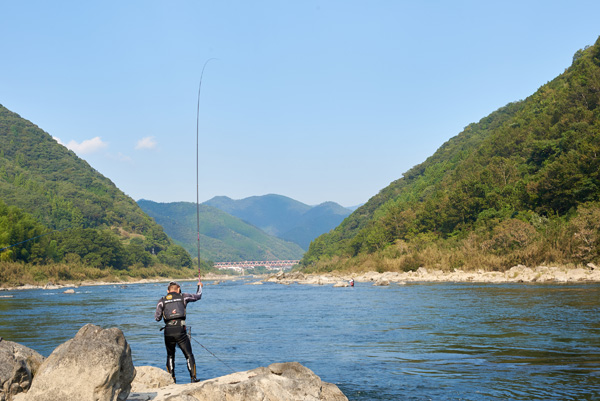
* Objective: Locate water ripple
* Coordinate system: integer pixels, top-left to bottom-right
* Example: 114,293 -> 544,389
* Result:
1,281 -> 599,400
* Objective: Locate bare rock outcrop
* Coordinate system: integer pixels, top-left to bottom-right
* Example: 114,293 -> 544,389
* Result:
7,326 -> 347,401
15,324 -> 135,401
129,362 -> 348,401
267,272 -> 350,287
265,271 -> 307,284
347,264 -> 600,284
0,338 -> 44,401
130,366 -> 174,391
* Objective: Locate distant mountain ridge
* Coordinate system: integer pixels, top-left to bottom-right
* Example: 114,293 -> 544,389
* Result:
203,194 -> 352,249
137,199 -> 305,262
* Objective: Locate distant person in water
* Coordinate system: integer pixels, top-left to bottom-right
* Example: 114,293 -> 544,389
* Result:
350,278 -> 355,287
155,278 -> 203,383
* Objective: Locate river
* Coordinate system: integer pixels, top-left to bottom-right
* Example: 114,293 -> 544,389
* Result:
1,279 -> 599,400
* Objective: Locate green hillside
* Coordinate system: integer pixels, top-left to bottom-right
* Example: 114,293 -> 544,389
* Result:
302,37 -> 600,273
204,194 -> 351,250
280,201 -> 353,249
137,200 -> 305,262
0,105 -> 203,285
204,194 -> 311,237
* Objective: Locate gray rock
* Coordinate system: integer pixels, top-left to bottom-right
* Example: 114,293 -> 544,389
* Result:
130,366 -> 174,391
186,362 -> 347,401
0,339 -> 44,401
267,272 -> 306,283
7,330 -> 347,401
16,324 -> 135,401
320,381 -> 350,401
132,362 -> 348,401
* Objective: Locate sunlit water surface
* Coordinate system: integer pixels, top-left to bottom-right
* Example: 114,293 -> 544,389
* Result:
1,279 -> 599,400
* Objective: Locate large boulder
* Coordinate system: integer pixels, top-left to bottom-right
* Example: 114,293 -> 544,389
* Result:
130,362 -> 348,401
15,324 -> 135,401
0,338 -> 44,401
130,366 -> 174,391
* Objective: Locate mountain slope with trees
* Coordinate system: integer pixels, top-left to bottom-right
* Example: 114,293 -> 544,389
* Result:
204,194 -> 352,250
137,200 -> 305,262
302,37 -> 600,273
0,105 -> 202,285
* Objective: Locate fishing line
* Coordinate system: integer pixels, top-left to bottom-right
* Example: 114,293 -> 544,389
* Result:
0,229 -> 61,253
187,327 -> 236,374
196,58 -> 217,279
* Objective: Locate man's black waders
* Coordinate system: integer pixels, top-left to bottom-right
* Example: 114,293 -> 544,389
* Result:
163,321 -> 197,383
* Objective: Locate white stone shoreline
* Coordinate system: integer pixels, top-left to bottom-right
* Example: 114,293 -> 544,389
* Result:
0,274 -> 258,292
0,278 -> 169,292
2,265 -> 599,292
260,264 -> 600,286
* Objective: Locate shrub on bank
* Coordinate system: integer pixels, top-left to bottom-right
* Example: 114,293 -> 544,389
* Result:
302,203 -> 600,274
0,261 -> 201,287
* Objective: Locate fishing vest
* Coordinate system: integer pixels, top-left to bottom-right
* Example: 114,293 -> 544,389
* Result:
162,292 -> 186,321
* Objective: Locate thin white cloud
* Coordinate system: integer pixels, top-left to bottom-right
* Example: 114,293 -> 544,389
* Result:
103,152 -> 133,164
116,153 -> 133,163
135,136 -> 157,150
54,136 -> 108,155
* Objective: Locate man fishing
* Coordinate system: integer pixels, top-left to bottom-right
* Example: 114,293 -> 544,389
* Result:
155,278 -> 203,383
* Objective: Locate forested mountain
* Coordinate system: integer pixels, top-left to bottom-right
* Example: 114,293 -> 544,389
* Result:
280,201 -> 354,249
204,194 -> 352,250
0,105 -> 199,283
137,200 -> 305,261
302,37 -> 600,272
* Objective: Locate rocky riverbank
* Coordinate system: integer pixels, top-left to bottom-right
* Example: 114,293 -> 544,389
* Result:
0,274 -> 247,291
260,263 -> 600,286
0,278 -> 165,292
128,363 -> 348,401
2,264 -> 599,292
1,324 -> 347,401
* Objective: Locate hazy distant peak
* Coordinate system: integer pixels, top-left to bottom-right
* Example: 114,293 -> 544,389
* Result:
311,201 -> 353,215
202,194 -> 353,250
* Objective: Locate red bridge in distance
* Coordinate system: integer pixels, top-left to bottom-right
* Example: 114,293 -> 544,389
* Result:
213,260 -> 300,271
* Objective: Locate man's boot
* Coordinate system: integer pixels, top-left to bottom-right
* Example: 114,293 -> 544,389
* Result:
166,355 -> 176,383
187,355 -> 199,383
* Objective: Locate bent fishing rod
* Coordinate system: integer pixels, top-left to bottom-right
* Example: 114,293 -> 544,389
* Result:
191,59 -> 236,374
196,58 -> 217,282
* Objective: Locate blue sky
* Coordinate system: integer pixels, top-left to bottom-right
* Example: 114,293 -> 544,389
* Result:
2,1 -> 599,207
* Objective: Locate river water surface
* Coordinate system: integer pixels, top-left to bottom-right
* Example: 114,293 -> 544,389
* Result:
1,279 -> 599,400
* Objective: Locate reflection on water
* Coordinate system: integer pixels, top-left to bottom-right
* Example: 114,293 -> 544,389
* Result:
1,281 -> 599,400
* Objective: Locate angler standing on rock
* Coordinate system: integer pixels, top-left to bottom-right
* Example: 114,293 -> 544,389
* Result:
155,279 -> 203,383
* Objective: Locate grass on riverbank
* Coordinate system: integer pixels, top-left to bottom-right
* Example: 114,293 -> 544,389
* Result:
301,217 -> 596,275
0,261 -> 200,288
